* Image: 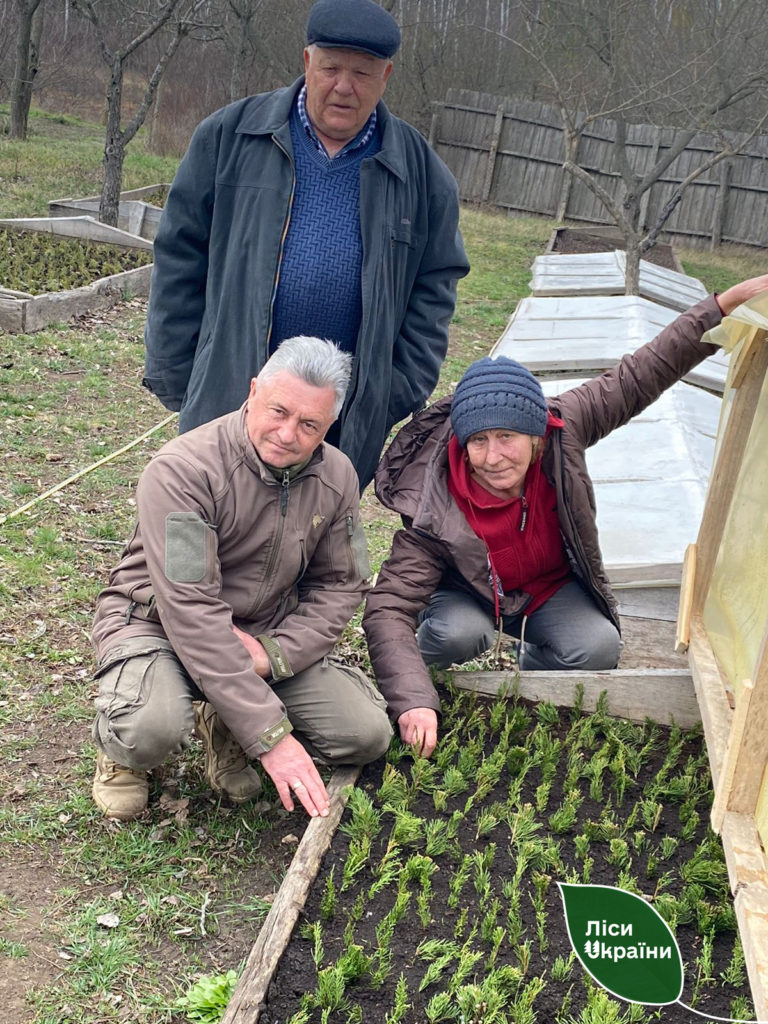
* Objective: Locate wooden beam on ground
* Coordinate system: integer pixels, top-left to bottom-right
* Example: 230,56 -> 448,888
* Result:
734,883 -> 768,1020
686,616 -> 732,793
221,766 -> 360,1024
720,811 -> 768,1020
449,667 -> 700,728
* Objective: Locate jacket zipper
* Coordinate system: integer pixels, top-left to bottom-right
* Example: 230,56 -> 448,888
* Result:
345,514 -> 355,577
247,470 -> 291,617
265,136 -> 296,351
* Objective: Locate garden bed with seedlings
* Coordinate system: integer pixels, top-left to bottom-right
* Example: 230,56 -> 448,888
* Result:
0,227 -> 153,294
259,685 -> 752,1024
0,225 -> 154,333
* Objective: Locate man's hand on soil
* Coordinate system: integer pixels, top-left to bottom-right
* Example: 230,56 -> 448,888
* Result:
259,734 -> 331,817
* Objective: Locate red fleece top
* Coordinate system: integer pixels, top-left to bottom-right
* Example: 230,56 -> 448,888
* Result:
447,414 -> 573,616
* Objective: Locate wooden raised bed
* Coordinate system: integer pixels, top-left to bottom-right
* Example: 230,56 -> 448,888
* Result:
547,226 -> 684,274
0,217 -> 153,334
220,297 -> 768,1023
48,183 -> 169,241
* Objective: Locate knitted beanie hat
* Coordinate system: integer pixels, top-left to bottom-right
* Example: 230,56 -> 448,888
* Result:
450,356 -> 548,447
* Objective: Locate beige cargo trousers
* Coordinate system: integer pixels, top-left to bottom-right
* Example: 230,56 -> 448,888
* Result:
92,637 -> 393,771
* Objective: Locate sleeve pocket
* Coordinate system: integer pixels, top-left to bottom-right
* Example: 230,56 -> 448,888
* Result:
165,512 -> 208,582
350,520 -> 372,583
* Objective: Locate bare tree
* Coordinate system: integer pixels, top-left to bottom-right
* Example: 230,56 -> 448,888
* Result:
9,0 -> 46,139
69,0 -> 208,225
504,0 -> 768,291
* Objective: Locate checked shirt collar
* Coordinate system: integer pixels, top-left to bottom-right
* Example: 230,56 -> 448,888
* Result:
296,84 -> 377,160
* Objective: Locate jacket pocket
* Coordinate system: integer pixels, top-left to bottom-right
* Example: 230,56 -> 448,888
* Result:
347,516 -> 371,583
390,222 -> 414,248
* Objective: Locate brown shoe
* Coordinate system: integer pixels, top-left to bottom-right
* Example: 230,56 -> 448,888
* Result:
92,749 -> 149,820
194,702 -> 262,803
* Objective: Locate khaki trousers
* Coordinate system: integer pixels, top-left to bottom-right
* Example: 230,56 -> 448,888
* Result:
92,636 -> 392,772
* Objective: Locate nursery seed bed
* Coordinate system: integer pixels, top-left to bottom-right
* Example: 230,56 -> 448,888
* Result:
0,227 -> 153,294
263,686 -> 752,1024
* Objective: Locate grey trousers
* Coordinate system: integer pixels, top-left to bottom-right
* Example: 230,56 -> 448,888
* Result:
92,637 -> 392,772
417,581 -> 621,671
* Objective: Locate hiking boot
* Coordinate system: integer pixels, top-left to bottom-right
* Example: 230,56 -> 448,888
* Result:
92,749 -> 149,820
194,702 -> 262,803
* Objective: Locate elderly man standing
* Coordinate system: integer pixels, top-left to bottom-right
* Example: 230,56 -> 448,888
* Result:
91,337 -> 392,821
142,0 -> 469,492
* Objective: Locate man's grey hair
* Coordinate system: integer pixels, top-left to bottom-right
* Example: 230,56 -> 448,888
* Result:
305,42 -> 392,73
258,336 -> 352,416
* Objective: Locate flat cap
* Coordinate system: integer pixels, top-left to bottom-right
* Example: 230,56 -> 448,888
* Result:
306,0 -> 401,59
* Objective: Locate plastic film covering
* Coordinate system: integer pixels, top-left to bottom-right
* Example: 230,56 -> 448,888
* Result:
493,295 -> 729,393
530,251 -> 707,311
703,353 -> 768,697
541,377 -> 719,577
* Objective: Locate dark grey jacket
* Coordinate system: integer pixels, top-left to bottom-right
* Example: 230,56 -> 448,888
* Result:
143,78 -> 469,490
363,296 -> 723,721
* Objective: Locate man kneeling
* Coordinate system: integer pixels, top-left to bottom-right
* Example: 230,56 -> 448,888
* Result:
91,336 -> 392,820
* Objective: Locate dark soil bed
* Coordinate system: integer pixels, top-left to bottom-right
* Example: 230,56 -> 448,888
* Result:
263,686 -> 751,1024
550,228 -> 681,272
0,227 -> 153,294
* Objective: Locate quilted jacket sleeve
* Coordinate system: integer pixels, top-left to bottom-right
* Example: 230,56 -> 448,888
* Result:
560,296 -> 722,448
363,526 -> 447,722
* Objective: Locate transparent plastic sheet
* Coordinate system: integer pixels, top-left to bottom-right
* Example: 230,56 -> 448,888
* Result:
530,250 -> 707,310
541,378 -> 719,574
493,294 -> 729,392
702,314 -> 768,698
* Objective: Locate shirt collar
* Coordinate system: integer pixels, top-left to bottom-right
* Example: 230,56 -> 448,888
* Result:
296,83 -> 377,158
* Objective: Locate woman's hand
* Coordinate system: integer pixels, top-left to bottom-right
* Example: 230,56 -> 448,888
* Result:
398,707 -> 438,758
717,274 -> 768,316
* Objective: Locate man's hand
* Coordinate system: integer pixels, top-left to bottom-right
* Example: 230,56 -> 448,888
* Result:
259,734 -> 331,817
398,707 -> 438,758
717,274 -> 768,315
232,624 -> 271,678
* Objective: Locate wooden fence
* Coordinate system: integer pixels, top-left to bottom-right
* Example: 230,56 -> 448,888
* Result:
430,90 -> 768,249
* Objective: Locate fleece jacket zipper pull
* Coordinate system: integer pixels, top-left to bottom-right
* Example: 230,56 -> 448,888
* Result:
280,469 -> 290,516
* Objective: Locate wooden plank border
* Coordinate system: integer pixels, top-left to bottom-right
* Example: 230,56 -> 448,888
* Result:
221,766 -> 360,1024
450,667 -> 700,728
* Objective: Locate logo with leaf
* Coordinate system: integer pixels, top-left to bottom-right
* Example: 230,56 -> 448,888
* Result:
559,883 -> 761,1023
559,882 -> 683,1004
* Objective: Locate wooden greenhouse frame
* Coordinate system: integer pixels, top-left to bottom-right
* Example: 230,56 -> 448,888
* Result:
676,302 -> 768,1019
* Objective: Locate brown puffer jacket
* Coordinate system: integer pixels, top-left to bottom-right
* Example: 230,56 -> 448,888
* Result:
363,295 -> 723,722
92,404 -> 370,757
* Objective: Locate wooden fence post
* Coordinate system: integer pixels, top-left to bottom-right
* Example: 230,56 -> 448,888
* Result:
482,105 -> 505,203
639,125 -> 663,232
428,102 -> 441,149
711,158 -> 733,250
556,131 -> 580,222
